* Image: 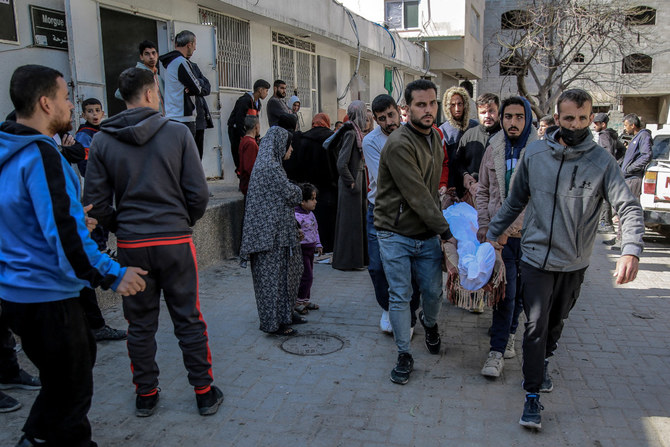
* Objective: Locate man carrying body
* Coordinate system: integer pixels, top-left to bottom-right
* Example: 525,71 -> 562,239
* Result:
363,94 -> 420,335
476,96 -> 537,377
159,30 -> 203,138
116,40 -> 165,115
453,93 -> 501,202
266,80 -> 291,127
375,80 -> 453,385
486,89 -> 644,429
0,64 -> 146,446
84,68 -> 223,418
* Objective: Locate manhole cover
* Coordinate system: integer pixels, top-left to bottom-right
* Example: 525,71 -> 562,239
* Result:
280,334 -> 344,356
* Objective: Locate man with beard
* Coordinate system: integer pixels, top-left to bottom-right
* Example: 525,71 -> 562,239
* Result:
375,80 -> 453,385
363,94 -> 420,335
486,89 -> 643,429
476,96 -> 537,378
0,64 -> 146,446
266,80 -> 291,127
453,93 -> 501,201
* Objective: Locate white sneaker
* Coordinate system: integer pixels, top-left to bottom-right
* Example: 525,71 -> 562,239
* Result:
481,351 -> 504,377
380,311 -> 393,334
504,335 -> 516,359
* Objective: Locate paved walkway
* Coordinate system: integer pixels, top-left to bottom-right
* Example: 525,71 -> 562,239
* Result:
3,233 -> 670,446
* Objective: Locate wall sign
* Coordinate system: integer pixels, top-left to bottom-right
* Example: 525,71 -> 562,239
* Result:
30,5 -> 68,50
0,0 -> 19,44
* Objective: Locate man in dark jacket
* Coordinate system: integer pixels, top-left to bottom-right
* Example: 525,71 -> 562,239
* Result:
266,79 -> 291,127
593,112 -> 625,234
227,79 -> 270,171
84,67 -> 223,418
188,59 -> 213,160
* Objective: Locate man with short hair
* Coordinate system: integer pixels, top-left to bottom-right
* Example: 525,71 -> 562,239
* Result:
476,96 -> 537,378
363,94 -> 420,335
0,64 -> 146,446
227,79 -> 270,171
85,67 -> 223,418
266,79 -> 291,127
486,89 -> 644,429
537,115 -> 555,140
593,112 -> 625,234
159,30 -> 203,137
375,80 -> 453,385
116,40 -> 165,114
453,92 -> 501,199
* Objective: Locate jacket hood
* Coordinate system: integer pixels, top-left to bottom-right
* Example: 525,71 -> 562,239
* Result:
442,87 -> 472,131
159,50 -> 182,68
0,121 -> 57,169
545,126 -> 597,160
100,107 -> 168,145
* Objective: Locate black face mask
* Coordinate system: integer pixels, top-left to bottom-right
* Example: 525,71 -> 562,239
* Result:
560,127 -> 591,147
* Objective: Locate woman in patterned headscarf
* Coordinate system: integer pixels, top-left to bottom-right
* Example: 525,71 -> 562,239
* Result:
332,100 -> 369,270
240,126 -> 303,335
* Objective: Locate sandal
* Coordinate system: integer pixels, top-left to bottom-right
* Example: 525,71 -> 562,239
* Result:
304,302 -> 319,310
294,304 -> 309,315
292,312 -> 308,324
269,325 -> 298,336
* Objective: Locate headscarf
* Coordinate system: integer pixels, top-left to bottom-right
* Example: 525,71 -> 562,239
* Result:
288,96 -> 301,110
347,100 -> 366,148
312,113 -> 331,129
239,126 -> 302,258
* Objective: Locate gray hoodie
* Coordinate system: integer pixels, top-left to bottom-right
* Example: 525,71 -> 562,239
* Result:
84,107 -> 208,238
487,128 -> 644,272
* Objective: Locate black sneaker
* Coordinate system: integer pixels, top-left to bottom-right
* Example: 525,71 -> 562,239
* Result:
602,237 -> 617,246
0,369 -> 41,390
519,393 -> 544,429
390,353 -> 414,385
136,389 -> 159,417
14,435 -> 42,446
196,385 -> 224,416
418,311 -> 441,355
540,360 -> 553,393
93,325 -> 127,341
0,391 -> 21,413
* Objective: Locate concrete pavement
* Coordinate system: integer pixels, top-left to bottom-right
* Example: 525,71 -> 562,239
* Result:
2,232 -> 670,446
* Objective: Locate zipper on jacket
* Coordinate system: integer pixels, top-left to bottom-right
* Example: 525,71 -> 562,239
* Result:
394,201 -> 405,226
542,153 -> 565,269
569,165 -> 578,190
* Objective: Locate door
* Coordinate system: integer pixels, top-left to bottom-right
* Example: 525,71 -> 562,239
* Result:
173,21 -> 221,178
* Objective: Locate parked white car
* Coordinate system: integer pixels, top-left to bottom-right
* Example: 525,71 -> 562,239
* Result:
640,134 -> 670,236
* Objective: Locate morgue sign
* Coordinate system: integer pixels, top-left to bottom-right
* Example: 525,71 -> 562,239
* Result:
30,5 -> 68,50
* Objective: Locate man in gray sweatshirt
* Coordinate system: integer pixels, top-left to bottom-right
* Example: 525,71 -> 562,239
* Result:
486,89 -> 644,430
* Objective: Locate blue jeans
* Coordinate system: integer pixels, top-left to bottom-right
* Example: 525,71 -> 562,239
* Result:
490,237 -> 523,353
377,230 -> 443,354
367,204 -> 420,324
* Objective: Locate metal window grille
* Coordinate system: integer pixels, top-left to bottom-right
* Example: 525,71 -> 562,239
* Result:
272,32 -> 317,110
199,8 -> 251,89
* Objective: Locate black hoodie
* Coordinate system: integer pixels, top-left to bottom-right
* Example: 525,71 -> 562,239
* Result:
83,107 -> 208,237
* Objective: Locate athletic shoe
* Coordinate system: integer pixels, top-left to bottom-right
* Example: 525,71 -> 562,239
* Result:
0,391 -> 21,413
481,351 -> 504,377
519,393 -> 543,429
390,353 -> 414,385
418,310 -> 441,355
597,223 -> 615,234
504,335 -> 516,359
94,325 -> 127,341
540,360 -> 553,393
0,369 -> 41,390
197,385 -> 224,416
602,237 -> 618,246
136,389 -> 159,417
379,311 -> 392,334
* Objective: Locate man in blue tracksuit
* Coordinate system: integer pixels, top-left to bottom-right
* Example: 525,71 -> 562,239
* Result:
0,64 -> 146,446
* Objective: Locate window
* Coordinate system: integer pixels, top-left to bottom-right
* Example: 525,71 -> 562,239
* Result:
470,6 -> 481,41
625,6 -> 656,26
199,8 -> 251,89
385,0 -> 419,29
272,32 -> 317,109
501,10 -> 531,30
573,53 -> 585,63
499,52 -> 527,76
622,53 -> 652,74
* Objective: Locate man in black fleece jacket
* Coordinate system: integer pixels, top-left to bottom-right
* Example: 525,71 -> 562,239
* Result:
84,68 -> 223,418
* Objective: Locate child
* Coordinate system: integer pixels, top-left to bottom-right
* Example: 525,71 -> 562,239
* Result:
75,98 -> 109,253
294,183 -> 322,314
238,115 -> 260,195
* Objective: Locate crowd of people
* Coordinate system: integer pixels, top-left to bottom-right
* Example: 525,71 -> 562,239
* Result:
0,27 -> 652,445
